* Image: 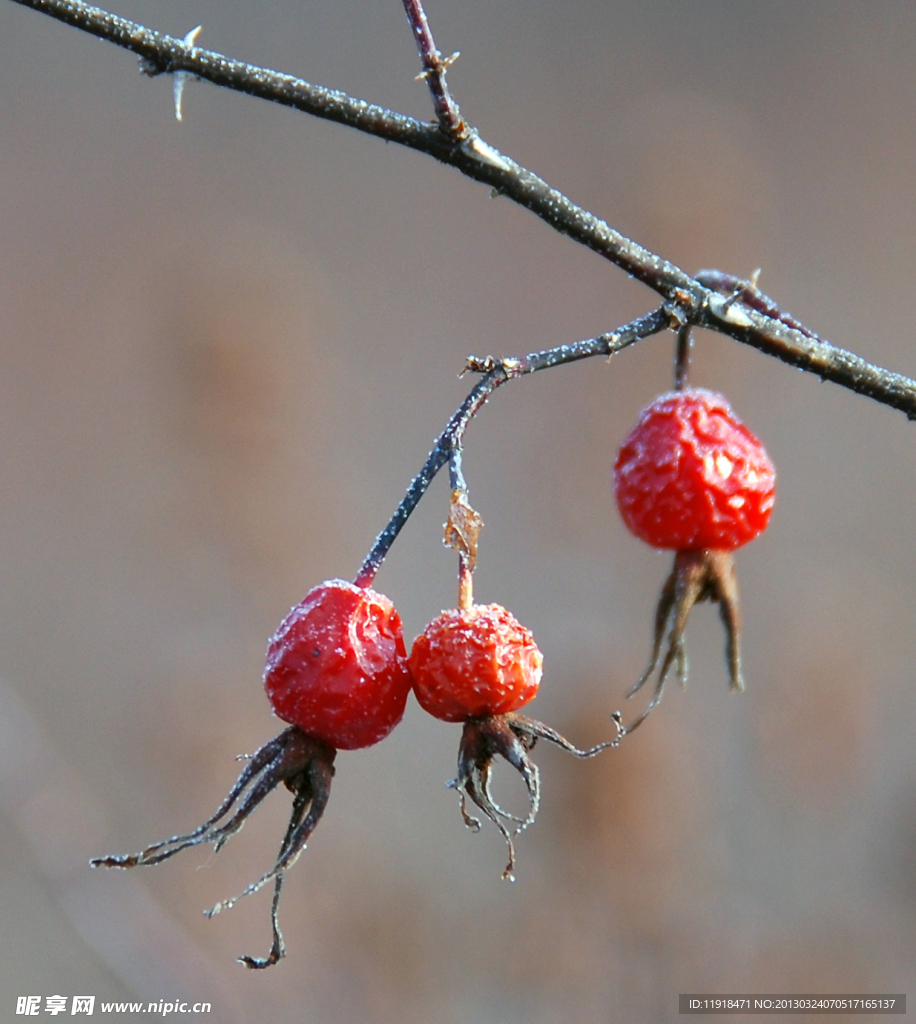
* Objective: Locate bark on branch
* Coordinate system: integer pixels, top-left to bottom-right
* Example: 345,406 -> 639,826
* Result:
10,0 -> 916,419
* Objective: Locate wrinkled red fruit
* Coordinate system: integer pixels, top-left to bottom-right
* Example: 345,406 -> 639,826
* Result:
409,603 -> 542,723
265,579 -> 411,750
614,388 -> 775,551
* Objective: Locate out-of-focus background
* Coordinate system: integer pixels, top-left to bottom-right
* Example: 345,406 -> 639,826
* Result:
2,1 -> 916,1020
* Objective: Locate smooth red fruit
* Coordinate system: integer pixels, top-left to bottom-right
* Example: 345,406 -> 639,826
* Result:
264,579 -> 411,750
409,604 -> 543,723
614,388 -> 775,551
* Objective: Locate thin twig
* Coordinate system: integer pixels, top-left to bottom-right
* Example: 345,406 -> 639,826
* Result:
353,307 -> 671,585
401,0 -> 465,138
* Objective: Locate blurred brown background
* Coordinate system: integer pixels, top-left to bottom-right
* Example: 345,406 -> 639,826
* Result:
2,1 -> 916,1021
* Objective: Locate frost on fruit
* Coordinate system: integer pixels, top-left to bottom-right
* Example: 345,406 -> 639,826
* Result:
265,579 -> 412,750
409,604 -> 541,723
614,388 -> 775,552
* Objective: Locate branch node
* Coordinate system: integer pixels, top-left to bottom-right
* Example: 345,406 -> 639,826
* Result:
415,50 -> 460,81
461,355 -> 497,376
663,299 -> 690,331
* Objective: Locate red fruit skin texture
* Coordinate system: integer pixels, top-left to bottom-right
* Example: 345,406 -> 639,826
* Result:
614,388 -> 776,551
264,579 -> 411,750
409,604 -> 543,723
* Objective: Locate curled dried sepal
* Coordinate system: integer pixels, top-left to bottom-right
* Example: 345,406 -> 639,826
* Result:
444,489 -> 484,572
627,548 -> 742,731
448,711 -> 623,880
90,726 -> 336,970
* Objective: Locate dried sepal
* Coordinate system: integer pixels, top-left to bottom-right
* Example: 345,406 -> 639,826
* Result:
448,711 -> 623,880
627,548 -> 742,731
444,489 -> 484,571
91,726 -> 336,969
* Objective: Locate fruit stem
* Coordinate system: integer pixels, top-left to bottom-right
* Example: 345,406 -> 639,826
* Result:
457,555 -> 474,610
674,323 -> 692,390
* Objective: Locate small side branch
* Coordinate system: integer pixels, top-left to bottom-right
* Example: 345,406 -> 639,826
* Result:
354,307 -> 671,585
401,0 -> 466,138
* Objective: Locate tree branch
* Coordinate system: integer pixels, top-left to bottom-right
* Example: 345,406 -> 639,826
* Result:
11,0 -> 437,146
5,0 -> 701,300
702,296 -> 916,417
10,0 -> 916,421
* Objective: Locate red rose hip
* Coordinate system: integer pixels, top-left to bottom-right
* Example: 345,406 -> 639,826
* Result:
614,389 -> 776,730
410,599 -> 619,879
93,576 -> 412,969
614,388 -> 775,551
265,578 -> 411,750
409,603 -> 542,723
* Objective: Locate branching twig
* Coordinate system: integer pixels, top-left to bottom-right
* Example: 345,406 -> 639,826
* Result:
10,0 -> 916,420
354,307 -> 671,585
